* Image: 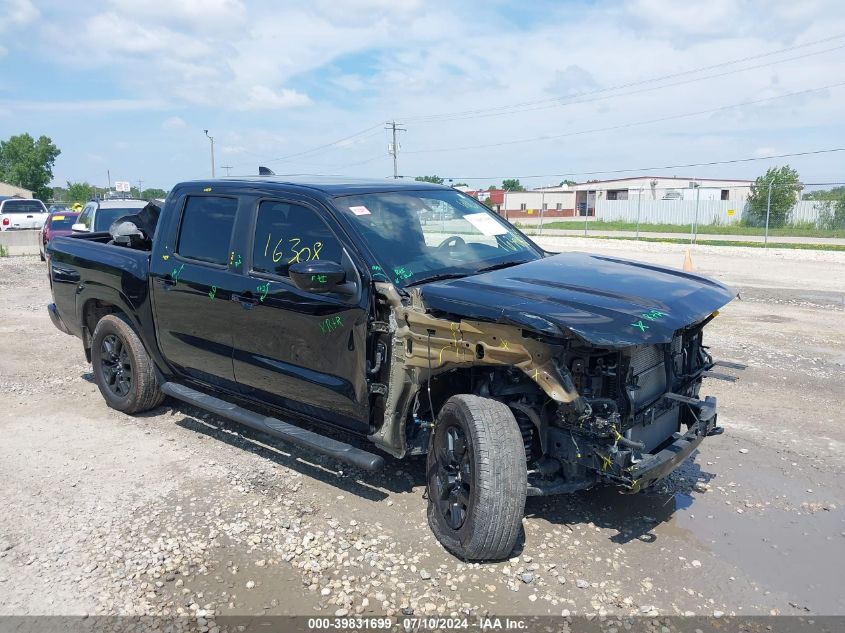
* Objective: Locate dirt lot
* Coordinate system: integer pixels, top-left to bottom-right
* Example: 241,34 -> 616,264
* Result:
1,242 -> 844,623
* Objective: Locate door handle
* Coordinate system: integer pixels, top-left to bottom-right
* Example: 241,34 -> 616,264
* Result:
231,294 -> 258,310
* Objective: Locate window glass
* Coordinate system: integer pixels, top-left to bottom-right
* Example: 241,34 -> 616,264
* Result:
95,207 -> 145,231
337,189 -> 541,286
177,196 -> 237,265
49,214 -> 79,230
3,199 -> 46,213
78,205 -> 94,229
252,201 -> 342,278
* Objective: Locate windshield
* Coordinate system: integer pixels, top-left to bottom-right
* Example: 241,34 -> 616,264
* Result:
94,207 -> 142,231
336,189 -> 541,286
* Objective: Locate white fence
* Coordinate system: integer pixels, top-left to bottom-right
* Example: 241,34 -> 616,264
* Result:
594,199 -> 828,226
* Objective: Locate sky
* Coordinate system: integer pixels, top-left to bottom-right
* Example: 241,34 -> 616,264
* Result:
1,0 -> 844,192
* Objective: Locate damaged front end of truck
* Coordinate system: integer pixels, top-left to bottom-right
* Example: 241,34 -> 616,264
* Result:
366,252 -> 741,496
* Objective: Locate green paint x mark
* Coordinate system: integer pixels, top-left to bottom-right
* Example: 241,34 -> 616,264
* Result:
631,320 -> 649,332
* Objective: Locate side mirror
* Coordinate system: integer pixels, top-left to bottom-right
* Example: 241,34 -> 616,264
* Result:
71,223 -> 88,232
289,261 -> 346,293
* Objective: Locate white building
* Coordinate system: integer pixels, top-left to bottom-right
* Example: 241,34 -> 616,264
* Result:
0,182 -> 33,198
537,176 -> 752,216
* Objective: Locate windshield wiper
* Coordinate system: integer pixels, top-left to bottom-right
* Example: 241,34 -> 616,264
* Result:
404,272 -> 470,287
475,260 -> 529,273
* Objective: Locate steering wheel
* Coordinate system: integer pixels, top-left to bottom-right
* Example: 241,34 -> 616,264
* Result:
437,235 -> 466,250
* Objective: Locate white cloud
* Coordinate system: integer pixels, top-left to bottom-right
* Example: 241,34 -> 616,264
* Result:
754,147 -> 780,158
238,86 -> 311,110
162,116 -> 187,130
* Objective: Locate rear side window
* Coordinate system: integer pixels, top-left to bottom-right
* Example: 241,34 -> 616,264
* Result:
49,214 -> 78,229
177,196 -> 238,265
2,199 -> 46,213
252,200 -> 342,278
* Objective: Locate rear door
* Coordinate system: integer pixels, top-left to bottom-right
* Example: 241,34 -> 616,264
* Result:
231,196 -> 371,432
150,192 -> 247,390
0,199 -> 48,229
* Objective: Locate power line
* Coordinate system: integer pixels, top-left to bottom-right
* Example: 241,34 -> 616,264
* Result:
442,148 -> 845,181
402,34 -> 845,123
229,124 -> 383,169
221,165 -> 232,176
404,81 -> 845,155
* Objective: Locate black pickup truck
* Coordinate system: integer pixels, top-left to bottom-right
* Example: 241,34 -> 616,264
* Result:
47,177 -> 739,560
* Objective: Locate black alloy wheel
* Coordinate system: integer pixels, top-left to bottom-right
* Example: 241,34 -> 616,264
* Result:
433,424 -> 473,530
99,333 -> 133,397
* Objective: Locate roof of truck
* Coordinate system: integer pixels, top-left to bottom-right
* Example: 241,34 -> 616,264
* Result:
185,175 -> 451,196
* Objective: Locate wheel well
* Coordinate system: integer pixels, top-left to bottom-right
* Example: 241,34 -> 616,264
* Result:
81,300 -> 125,358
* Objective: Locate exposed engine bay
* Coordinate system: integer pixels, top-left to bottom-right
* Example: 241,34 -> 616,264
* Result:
366,283 -> 740,496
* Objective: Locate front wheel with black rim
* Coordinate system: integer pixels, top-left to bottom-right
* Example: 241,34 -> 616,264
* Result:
426,395 -> 527,561
91,314 -> 164,414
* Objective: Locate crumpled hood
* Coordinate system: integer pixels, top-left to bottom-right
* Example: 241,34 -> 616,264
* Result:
419,252 -> 736,347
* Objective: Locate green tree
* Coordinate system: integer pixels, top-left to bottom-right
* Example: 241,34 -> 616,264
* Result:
414,175 -> 444,184
744,165 -> 802,228
66,181 -> 95,203
559,179 -> 577,186
141,187 -> 168,200
502,179 -> 524,191
0,133 -> 61,201
453,182 -> 468,187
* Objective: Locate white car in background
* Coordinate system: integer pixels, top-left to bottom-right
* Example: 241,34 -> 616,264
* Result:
0,197 -> 49,231
72,198 -> 149,234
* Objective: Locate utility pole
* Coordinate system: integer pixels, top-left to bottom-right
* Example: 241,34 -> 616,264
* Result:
137,179 -> 144,199
221,165 -> 232,176
764,178 -> 776,248
204,129 -> 216,178
385,120 -> 406,179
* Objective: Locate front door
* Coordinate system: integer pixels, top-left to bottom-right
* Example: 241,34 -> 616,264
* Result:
231,198 -> 370,432
151,194 -> 245,389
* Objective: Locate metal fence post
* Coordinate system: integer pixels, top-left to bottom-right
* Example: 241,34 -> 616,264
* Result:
539,190 -> 545,235
636,187 -> 642,240
764,179 -> 775,247
584,190 -> 590,237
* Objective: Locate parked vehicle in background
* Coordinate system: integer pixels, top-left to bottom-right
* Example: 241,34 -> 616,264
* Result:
72,199 -> 148,233
39,211 -> 80,261
0,197 -> 49,231
48,204 -> 70,214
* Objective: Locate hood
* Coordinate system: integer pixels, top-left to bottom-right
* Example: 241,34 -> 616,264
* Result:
419,252 -> 736,347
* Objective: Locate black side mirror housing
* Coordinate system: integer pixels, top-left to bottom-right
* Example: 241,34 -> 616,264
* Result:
289,261 -> 346,293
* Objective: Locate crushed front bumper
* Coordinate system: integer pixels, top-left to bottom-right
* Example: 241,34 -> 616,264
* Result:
626,395 -> 719,492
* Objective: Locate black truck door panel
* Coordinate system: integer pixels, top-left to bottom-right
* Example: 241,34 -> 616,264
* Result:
231,198 -> 370,432
150,194 -> 244,389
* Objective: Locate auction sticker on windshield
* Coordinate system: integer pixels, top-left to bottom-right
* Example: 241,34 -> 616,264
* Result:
464,212 -> 508,236
349,205 -> 371,216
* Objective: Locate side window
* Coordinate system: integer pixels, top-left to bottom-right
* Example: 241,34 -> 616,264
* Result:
177,196 -> 237,265
78,205 -> 95,229
252,200 -> 343,278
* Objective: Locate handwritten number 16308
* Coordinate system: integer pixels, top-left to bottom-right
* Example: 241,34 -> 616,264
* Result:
264,235 -> 323,264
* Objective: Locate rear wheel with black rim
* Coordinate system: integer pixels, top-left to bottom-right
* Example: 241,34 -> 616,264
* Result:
426,395 -> 527,560
91,314 -> 164,414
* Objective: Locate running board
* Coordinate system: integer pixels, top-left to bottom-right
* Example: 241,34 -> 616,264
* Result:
161,382 -> 385,472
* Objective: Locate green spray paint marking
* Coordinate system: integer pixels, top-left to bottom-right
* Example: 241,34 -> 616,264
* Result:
208,286 -> 217,300
641,309 -> 665,321
171,264 -> 185,283
312,274 -> 328,284
393,266 -> 412,282
320,315 -> 343,334
631,320 -> 649,332
257,282 -> 270,302
229,251 -> 242,268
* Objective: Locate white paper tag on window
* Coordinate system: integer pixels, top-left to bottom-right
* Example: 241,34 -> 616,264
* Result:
464,212 -> 508,236
349,205 -> 371,216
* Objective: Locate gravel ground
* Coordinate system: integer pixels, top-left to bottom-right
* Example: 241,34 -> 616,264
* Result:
1,244 -> 844,624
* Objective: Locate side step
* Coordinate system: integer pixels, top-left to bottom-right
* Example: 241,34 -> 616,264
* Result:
161,382 -> 385,472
